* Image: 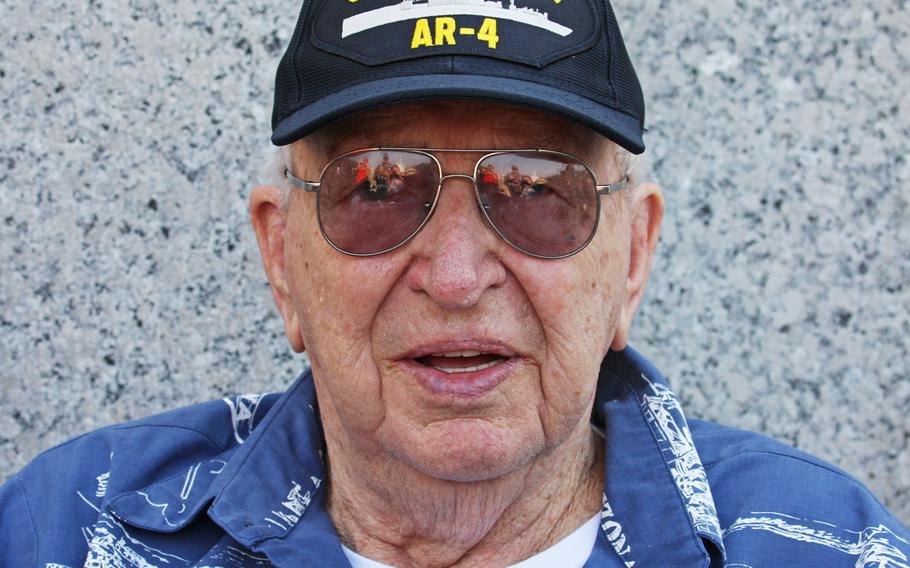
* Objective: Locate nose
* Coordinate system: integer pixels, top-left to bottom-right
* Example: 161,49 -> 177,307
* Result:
438,173 -> 477,185
403,173 -> 507,310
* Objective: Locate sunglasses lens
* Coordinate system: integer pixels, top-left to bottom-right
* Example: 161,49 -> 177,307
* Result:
318,151 -> 440,255
475,152 -> 599,257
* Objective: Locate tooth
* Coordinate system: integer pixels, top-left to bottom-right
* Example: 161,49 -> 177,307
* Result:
436,350 -> 483,358
425,350 -> 491,358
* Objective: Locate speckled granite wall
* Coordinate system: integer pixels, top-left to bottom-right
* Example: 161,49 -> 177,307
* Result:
1,0 -> 907,525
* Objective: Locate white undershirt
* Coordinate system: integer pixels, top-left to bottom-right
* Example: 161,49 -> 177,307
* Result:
341,513 -> 600,568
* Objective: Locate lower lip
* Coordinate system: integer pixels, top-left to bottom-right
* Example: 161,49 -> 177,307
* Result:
400,357 -> 516,397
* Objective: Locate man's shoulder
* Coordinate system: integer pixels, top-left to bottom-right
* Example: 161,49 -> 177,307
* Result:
690,418 -> 890,511
690,417 -> 845,473
0,392 -> 284,556
689,419 -> 910,565
16,392 -> 283,478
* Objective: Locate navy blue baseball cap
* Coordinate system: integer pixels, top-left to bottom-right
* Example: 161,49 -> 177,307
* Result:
271,0 -> 646,154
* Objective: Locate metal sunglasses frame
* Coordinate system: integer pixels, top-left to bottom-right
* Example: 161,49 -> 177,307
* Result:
284,147 -> 629,260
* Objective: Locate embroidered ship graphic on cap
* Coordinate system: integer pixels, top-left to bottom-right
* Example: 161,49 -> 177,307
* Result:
342,0 -> 572,38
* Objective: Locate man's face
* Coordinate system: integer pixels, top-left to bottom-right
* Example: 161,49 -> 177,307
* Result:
252,100 -> 662,482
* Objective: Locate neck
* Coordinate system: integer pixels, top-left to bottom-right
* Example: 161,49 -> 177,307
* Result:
326,423 -> 604,568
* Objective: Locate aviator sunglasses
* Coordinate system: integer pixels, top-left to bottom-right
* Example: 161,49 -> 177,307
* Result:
285,148 -> 629,259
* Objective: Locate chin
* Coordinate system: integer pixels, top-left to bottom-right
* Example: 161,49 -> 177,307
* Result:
385,418 -> 544,483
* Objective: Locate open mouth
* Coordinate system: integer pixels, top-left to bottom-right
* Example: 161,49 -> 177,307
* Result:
414,350 -> 508,374
402,343 -> 517,397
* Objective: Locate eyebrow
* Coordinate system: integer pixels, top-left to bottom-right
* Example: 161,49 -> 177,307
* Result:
531,135 -> 563,148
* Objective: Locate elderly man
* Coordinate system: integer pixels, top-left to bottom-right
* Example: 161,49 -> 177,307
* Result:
2,0 -> 909,566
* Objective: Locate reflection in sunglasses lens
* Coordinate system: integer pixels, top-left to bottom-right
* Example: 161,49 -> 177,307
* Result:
319,151 -> 439,255
317,150 -> 598,257
476,152 -> 597,257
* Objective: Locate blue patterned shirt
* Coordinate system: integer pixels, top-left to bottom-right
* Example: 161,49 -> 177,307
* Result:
2,348 -> 908,567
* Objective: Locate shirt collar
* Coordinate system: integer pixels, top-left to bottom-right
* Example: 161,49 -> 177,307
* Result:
111,348 -> 725,567
590,347 -> 725,568
204,373 -> 345,565
106,393 -> 278,534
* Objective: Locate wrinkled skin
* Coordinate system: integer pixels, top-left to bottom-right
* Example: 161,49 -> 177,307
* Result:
250,100 -> 663,567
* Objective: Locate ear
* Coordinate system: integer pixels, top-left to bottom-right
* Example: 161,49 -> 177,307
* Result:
250,185 -> 306,353
611,182 -> 664,351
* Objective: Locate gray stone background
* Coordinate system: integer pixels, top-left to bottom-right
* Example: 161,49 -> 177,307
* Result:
1,0 -> 907,525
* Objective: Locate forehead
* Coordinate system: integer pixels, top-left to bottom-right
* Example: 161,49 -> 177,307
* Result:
295,100 -> 614,167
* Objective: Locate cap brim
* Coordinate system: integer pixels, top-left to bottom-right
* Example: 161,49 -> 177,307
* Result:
271,74 -> 645,154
